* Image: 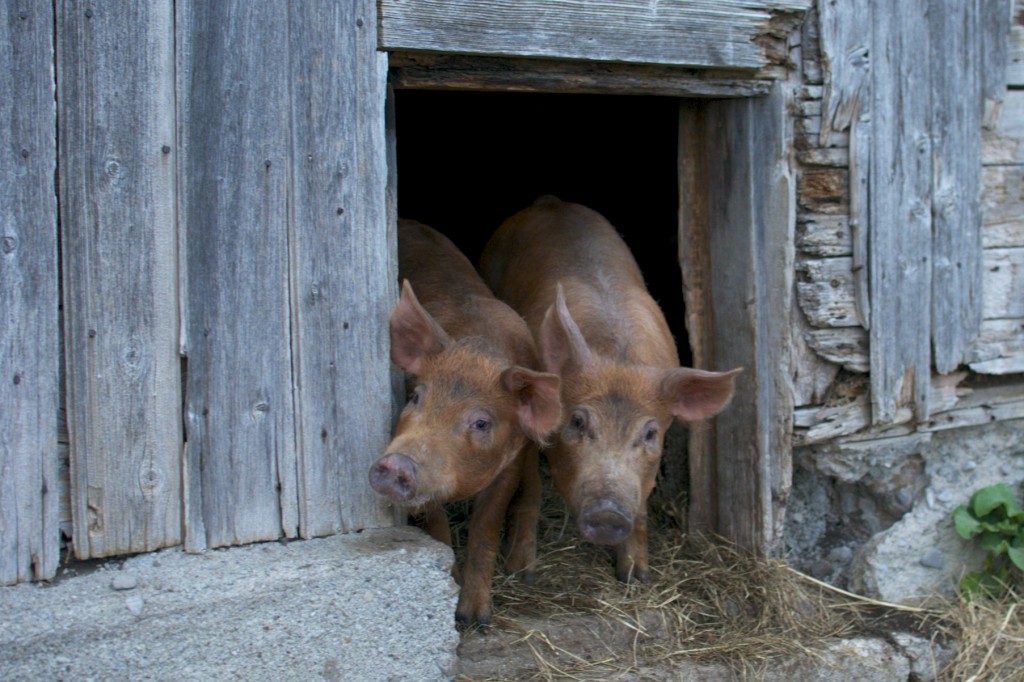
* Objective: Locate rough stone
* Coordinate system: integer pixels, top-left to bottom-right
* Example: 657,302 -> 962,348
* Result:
890,631 -> 958,682
111,573 -> 138,591
919,549 -> 945,570
124,594 -> 145,616
789,419 -> 1024,602
850,421 -> 1024,602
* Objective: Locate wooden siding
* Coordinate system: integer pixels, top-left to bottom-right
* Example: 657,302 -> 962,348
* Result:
288,4 -> 396,538
178,0 -> 394,550
797,0 -> 1014,427
867,0 -> 934,423
57,2 -> 182,559
380,0 -> 811,75
1011,0 -> 1024,86
794,0 -> 1021,445
974,19 -> 1024,376
930,1 -> 985,375
3,2 -> 395,574
387,52 -> 775,98
1,2 -> 60,584
178,1 -> 299,549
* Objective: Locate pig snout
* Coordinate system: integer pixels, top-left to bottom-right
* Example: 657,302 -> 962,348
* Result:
369,454 -> 418,502
579,498 -> 633,546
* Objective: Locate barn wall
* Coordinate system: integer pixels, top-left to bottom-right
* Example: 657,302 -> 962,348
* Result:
4,0 -> 1021,591
792,0 -> 1023,445
2,2 -> 396,583
176,0 -> 395,552
785,1 -> 1024,599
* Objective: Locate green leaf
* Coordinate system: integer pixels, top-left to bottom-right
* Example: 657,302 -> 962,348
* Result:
980,532 -> 1009,555
980,515 -> 1019,535
1008,545 -> 1024,571
953,505 -> 983,539
971,483 -> 1021,518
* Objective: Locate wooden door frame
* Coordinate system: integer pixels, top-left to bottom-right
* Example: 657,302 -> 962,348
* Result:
679,90 -> 794,554
380,0 -> 804,555
385,79 -> 795,555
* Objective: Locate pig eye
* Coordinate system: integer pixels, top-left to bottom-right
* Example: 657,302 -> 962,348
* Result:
467,410 -> 493,434
642,421 -> 659,445
568,410 -> 587,433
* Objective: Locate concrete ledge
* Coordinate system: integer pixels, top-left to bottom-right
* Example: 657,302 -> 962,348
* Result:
0,527 -> 459,682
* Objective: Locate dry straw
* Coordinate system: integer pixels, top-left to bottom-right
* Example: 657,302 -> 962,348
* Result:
449,485 -> 1022,681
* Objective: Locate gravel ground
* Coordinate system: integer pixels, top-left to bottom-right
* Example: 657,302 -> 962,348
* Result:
0,526 -> 459,682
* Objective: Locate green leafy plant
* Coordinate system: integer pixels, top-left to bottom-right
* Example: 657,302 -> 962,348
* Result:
953,483 -> 1024,600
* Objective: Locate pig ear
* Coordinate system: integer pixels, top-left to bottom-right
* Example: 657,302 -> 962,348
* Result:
538,282 -> 593,374
660,367 -> 743,422
502,367 -> 563,441
389,280 -> 451,374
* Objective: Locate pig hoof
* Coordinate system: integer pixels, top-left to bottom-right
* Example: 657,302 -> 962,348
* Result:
520,569 -> 537,586
617,567 -> 650,584
456,610 -> 490,630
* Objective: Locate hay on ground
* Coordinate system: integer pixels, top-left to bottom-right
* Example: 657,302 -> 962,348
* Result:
445,482 -> 1022,681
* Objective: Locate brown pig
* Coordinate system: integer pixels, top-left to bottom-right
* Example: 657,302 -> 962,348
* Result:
480,197 -> 741,583
369,219 -> 562,625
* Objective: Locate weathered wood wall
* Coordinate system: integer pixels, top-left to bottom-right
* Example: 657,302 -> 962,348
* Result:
2,2 -> 395,583
380,0 -> 809,76
1,2 -> 60,585
177,0 -> 395,550
975,0 -> 1024,375
793,0 -> 1022,447
679,87 -> 796,553
3,0 -> 1021,582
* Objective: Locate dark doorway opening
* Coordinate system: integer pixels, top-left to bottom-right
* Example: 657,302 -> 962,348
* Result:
392,90 -> 690,365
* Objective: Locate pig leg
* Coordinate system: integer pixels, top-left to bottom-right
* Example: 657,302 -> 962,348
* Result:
456,464 -> 520,626
421,504 -> 452,547
503,447 -> 540,583
615,509 -> 650,584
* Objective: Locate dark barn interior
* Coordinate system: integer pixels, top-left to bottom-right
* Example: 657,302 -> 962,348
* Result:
392,90 -> 691,366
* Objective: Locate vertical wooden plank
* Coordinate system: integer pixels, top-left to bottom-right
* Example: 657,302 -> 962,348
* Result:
678,101 -> 717,536
930,0 -> 984,374
0,2 -> 59,583
178,2 -> 298,549
980,0 -> 1011,127
818,0 -> 871,328
289,1 -> 395,536
1007,0 -> 1023,88
751,85 -> 796,552
57,2 -> 182,559
868,0 -> 933,423
385,88 -> 407,529
703,85 -> 794,554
